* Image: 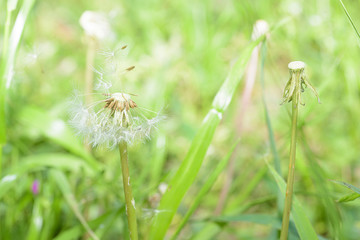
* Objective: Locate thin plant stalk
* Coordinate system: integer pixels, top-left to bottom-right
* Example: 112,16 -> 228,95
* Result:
119,141 -> 138,240
280,90 -> 298,240
215,20 -> 268,215
85,36 -> 97,106
279,61 -> 320,239
1,0 -> 33,175
84,37 -> 97,151
0,2 -> 15,176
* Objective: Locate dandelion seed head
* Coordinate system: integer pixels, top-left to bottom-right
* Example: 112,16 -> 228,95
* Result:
69,90 -> 163,147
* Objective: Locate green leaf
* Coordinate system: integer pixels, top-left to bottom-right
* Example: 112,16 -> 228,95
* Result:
0,0 -> 36,144
50,170 -> 99,240
26,198 -> 42,240
0,153 -> 96,199
338,0 -> 360,41
149,35 -> 266,240
171,139 -> 240,239
331,180 -> 360,194
338,192 -> 360,203
266,162 -> 318,240
13,153 -> 95,175
331,180 -> 360,203
0,174 -> 18,200
211,214 -> 281,228
53,208 -> 123,240
18,106 -> 102,171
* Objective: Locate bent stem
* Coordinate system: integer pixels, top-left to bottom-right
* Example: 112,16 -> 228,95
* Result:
119,141 -> 138,240
84,37 -> 96,151
280,82 -> 299,240
85,36 -> 96,106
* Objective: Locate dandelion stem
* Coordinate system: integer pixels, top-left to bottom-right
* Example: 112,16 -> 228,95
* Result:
85,37 -> 96,106
119,141 -> 138,240
280,75 -> 299,240
84,37 -> 96,150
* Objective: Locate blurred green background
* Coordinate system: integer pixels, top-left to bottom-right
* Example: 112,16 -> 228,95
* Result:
1,0 -> 360,239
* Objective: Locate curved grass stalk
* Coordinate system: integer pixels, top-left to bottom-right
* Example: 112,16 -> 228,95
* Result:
0,0 -> 36,175
149,34 -> 267,240
171,139 -> 240,240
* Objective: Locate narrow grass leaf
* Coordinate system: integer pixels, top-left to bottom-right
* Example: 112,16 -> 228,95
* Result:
149,35 -> 266,240
338,192 -> 360,203
0,174 -> 18,200
3,0 -> 36,88
0,154 -> 96,199
191,223 -> 222,240
338,0 -> 360,41
50,169 -> 99,240
18,106 -> 101,171
301,137 -> 341,238
211,214 -> 281,228
0,0 -> 35,143
331,180 -> 360,194
171,139 -> 240,240
53,208 -> 123,240
10,153 -> 95,175
26,198 -> 42,240
266,162 -> 318,240
331,180 -> 360,203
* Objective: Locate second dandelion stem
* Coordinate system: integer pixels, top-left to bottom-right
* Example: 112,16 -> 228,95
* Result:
119,141 -> 138,240
280,97 -> 298,240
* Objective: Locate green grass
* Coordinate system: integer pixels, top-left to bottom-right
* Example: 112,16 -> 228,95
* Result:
1,0 -> 360,239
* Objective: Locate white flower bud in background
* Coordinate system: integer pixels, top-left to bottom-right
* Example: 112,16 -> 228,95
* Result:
251,20 -> 269,41
7,0 -> 18,11
158,182 -> 168,195
79,11 -> 112,40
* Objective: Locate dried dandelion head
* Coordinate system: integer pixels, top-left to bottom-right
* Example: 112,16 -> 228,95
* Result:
281,61 -> 321,106
70,46 -> 163,147
70,90 -> 163,147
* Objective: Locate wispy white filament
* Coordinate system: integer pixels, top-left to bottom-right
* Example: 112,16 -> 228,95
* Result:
69,91 -> 164,148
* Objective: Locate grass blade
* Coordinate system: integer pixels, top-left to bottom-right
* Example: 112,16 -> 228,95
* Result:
171,139 -> 240,239
26,198 -> 42,240
0,153 -> 96,199
211,214 -> 281,228
53,208 -> 123,240
338,192 -> 360,203
3,0 -> 36,89
266,161 -> 318,240
149,35 -> 266,240
50,169 -> 99,240
0,0 -> 35,175
18,106 -> 102,171
338,0 -> 360,40
331,180 -> 360,194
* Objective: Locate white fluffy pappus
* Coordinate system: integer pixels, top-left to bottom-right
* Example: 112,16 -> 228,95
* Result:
69,90 -> 164,148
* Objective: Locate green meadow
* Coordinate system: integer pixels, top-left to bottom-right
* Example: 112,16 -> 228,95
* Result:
1,0 -> 360,239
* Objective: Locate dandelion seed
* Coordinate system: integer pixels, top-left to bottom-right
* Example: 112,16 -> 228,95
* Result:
131,198 -> 136,209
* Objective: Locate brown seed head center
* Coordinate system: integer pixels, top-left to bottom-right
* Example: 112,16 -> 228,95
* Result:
103,93 -> 137,113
